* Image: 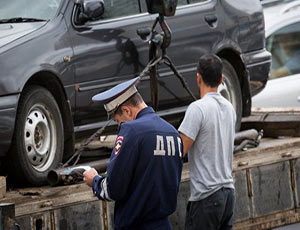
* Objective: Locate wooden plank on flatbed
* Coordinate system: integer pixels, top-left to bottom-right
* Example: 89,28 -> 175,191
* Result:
233,137 -> 300,171
242,108 -> 300,137
2,183 -> 97,217
0,176 -> 6,199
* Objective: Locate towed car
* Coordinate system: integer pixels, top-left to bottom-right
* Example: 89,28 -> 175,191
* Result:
0,0 -> 271,185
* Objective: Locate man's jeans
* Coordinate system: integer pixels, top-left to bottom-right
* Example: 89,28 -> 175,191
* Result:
185,187 -> 235,230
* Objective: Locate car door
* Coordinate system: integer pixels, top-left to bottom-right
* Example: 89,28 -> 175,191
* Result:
143,0 -> 225,113
69,0 -> 153,131
252,20 -> 300,108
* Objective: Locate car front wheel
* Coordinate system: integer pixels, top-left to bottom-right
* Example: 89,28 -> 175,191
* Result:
9,85 -> 63,186
218,59 -> 242,131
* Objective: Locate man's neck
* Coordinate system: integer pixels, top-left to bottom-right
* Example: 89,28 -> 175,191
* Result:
200,86 -> 218,98
132,102 -> 147,120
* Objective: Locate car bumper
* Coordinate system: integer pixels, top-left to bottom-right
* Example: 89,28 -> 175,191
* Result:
0,94 -> 19,156
241,49 -> 272,96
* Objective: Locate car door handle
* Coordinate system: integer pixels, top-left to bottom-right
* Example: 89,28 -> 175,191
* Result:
137,27 -> 152,41
297,95 -> 300,102
205,15 -> 218,27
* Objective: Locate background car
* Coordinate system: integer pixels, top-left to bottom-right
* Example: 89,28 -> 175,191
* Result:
0,0 -> 270,185
252,0 -> 300,107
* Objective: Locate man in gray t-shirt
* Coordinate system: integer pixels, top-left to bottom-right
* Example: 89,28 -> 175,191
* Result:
179,54 -> 236,230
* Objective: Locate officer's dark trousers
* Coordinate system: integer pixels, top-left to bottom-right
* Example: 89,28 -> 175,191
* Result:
140,218 -> 171,230
116,217 -> 171,230
185,187 -> 235,230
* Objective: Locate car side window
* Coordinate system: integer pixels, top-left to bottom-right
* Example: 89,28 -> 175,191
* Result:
177,0 -> 188,6
101,0 -> 140,20
267,21 -> 300,79
189,0 -> 209,4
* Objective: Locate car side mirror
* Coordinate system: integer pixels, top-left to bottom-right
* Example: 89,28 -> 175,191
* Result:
75,0 -> 104,25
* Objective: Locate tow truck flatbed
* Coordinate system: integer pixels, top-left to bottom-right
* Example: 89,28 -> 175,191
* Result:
2,109 -> 300,230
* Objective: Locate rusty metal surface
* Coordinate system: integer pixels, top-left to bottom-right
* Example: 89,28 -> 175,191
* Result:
234,170 -> 252,221
169,181 -> 190,230
102,201 -> 109,230
50,211 -> 55,230
56,202 -> 102,230
0,177 -> 6,199
0,203 -> 16,230
48,159 -> 109,186
2,183 -> 99,217
233,147 -> 300,229
252,162 -> 294,217
32,214 -> 45,230
4,137 -> 300,229
106,202 -> 115,230
294,159 -> 300,208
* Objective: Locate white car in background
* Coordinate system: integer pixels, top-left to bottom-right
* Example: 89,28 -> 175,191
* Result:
252,0 -> 300,107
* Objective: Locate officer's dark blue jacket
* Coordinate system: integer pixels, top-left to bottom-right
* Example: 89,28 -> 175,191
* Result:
92,107 -> 183,230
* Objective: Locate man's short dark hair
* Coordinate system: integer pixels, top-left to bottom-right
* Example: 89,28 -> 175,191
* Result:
197,54 -> 223,87
114,92 -> 144,115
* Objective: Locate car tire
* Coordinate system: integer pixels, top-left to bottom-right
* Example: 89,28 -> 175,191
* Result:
9,85 -> 64,186
219,59 -> 242,131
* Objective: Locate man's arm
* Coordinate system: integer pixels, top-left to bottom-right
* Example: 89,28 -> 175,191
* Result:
180,132 -> 194,157
83,125 -> 138,202
83,169 -> 112,201
178,104 -> 201,157
104,125 -> 138,201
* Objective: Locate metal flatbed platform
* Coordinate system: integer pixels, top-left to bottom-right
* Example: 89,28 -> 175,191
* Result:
2,108 -> 300,229
1,137 -> 300,229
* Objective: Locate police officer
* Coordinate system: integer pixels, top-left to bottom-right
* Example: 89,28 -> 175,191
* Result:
83,77 -> 183,230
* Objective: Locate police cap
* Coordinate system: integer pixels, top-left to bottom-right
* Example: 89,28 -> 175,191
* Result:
92,77 -> 140,115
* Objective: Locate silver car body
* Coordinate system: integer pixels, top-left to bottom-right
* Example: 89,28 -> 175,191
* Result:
252,0 -> 300,107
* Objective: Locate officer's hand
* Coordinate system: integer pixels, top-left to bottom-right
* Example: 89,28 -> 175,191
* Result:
83,168 -> 98,187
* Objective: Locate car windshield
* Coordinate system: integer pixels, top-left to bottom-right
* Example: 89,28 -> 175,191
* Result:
0,0 -> 62,21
